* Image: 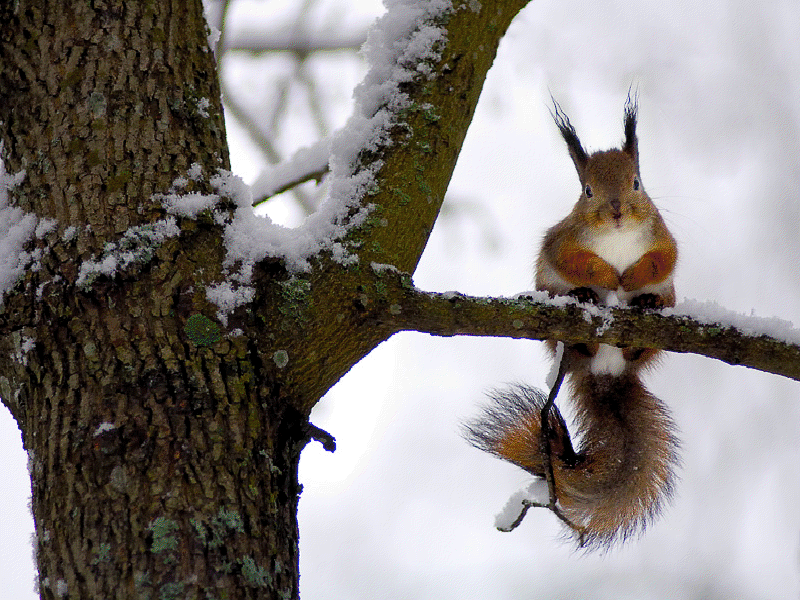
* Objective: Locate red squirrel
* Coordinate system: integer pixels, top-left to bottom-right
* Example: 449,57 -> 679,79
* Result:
466,97 -> 680,549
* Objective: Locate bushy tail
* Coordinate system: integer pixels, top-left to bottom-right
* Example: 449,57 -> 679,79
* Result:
464,373 -> 679,549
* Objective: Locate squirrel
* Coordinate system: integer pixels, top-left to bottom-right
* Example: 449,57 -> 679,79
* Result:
465,96 -> 680,549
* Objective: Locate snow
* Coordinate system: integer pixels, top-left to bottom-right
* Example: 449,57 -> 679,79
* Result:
196,97 -> 211,118
210,171 -> 336,271
158,167 -> 358,316
20,337 -> 35,353
668,298 -> 800,346
75,218 -> 180,288
371,262 -> 400,274
12,335 -> 35,366
494,479 -> 550,531
34,218 -> 57,239
205,280 -> 256,324
355,0 -> 451,117
0,152 -> 37,305
322,0 -> 451,200
162,191 -> 218,218
62,226 -> 77,242
516,290 -> 800,349
200,0 -> 222,53
187,162 -> 204,181
160,1 -> 455,316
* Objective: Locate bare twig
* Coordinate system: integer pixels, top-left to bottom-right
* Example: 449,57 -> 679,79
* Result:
497,348 -> 585,540
217,0 -> 331,215
221,84 -> 281,163
537,347 -> 586,544
499,500 -> 533,532
251,164 -> 329,207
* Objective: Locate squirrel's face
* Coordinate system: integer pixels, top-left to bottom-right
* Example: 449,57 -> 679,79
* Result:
576,150 -> 648,229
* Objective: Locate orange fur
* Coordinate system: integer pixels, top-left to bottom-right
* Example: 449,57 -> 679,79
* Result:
621,247 -> 677,291
554,246 -> 620,290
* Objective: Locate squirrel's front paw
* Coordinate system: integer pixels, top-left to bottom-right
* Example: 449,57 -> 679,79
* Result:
629,293 -> 664,309
568,286 -> 600,304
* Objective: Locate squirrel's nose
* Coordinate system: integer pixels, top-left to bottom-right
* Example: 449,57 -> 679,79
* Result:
610,199 -> 621,212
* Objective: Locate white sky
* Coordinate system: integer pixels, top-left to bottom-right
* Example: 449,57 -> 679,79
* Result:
3,0 -> 800,598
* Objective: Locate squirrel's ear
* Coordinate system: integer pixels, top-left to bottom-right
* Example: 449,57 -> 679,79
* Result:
550,98 -> 588,180
623,93 -> 639,164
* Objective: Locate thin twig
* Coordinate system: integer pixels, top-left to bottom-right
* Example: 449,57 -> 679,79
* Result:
540,347 -> 568,505
252,165 -> 329,207
497,351 -> 584,536
500,502 -> 533,532
538,346 -> 586,545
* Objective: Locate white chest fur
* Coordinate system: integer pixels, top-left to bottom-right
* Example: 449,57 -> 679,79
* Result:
589,224 -> 650,273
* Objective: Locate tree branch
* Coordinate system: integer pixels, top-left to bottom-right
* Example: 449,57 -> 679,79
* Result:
361,268 -> 800,382
222,30 -> 367,54
337,0 -> 533,274
251,138 -> 331,206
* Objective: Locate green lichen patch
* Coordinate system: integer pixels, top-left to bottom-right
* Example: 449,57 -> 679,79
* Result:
278,277 -> 313,325
272,350 -> 289,369
190,517 -> 208,546
91,542 -> 112,565
184,314 -> 222,346
240,556 -> 272,588
390,186 -> 413,206
192,507 -> 246,550
148,517 -> 179,553
213,507 -> 245,533
280,277 -> 311,304
158,582 -> 185,600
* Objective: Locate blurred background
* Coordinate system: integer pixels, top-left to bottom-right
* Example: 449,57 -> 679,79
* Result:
2,0 -> 799,598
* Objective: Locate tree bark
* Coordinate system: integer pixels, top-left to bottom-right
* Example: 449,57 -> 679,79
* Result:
0,0 -> 532,598
0,2 -> 302,598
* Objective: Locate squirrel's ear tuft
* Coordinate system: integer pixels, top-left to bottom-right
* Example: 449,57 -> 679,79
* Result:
550,97 -> 589,180
623,92 -> 639,163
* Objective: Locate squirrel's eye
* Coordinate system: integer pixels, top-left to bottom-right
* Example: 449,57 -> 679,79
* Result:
633,177 -> 640,191
584,184 -> 593,198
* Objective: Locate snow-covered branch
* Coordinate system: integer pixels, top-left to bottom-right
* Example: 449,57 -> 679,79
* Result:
361,267 -> 800,382
239,0 -> 535,278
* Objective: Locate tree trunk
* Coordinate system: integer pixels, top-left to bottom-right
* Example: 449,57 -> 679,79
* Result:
0,0 -> 533,597
0,1 -> 305,598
